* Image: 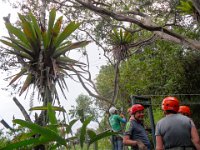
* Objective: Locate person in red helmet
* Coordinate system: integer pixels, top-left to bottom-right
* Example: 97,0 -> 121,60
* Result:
178,105 -> 191,117
123,104 -> 151,150
155,96 -> 200,150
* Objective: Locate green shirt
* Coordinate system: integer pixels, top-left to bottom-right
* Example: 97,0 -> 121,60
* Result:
109,114 -> 126,132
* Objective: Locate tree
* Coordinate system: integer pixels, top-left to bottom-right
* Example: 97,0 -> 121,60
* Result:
1,9 -> 90,126
72,0 -> 200,50
69,94 -> 102,127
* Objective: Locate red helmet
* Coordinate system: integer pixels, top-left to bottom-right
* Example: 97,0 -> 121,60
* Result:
178,106 -> 191,116
131,104 -> 144,114
162,96 -> 179,112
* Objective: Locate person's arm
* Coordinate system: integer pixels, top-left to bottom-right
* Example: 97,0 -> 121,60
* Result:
156,135 -> 164,150
123,135 -> 138,146
123,135 -> 147,149
190,120 -> 200,150
118,115 -> 126,123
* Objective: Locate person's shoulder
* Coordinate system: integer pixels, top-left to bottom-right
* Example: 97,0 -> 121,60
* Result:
112,114 -> 120,118
156,117 -> 166,125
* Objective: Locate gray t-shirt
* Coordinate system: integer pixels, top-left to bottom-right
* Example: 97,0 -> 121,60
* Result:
155,114 -> 194,148
125,120 -> 151,149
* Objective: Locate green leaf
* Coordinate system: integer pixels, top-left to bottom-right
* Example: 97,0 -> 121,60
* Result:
80,116 -> 93,148
30,106 -> 66,112
4,37 -> 34,56
87,129 -> 96,139
1,137 -> 48,150
53,41 -> 90,58
29,12 -> 42,41
18,13 -> 39,51
65,119 -> 78,134
13,119 -> 66,146
55,21 -> 81,47
176,0 -> 194,14
47,103 -> 58,132
5,23 -> 30,46
88,130 -> 117,146
52,16 -> 63,38
48,8 -> 56,37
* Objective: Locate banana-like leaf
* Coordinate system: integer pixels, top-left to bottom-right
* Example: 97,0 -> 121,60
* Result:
88,130 -> 118,146
29,106 -> 66,112
87,129 -> 96,139
80,116 -> 93,148
9,68 -> 27,85
55,21 -> 81,47
19,74 -> 33,96
65,119 -> 78,134
13,119 -> 66,145
53,41 -> 90,58
5,23 -> 30,46
1,137 -> 48,150
47,103 -> 58,132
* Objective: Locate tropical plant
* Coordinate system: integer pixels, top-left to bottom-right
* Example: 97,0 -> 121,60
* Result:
0,8 -> 90,126
108,28 -> 134,105
1,103 -> 116,150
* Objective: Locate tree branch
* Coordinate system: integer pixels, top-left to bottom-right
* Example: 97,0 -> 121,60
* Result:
74,0 -> 200,50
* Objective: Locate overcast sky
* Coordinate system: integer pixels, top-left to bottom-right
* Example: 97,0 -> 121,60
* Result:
0,1 -> 107,131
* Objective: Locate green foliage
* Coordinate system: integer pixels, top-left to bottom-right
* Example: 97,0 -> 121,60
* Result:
95,38 -> 200,127
177,0 -> 195,14
0,9 -> 90,103
1,103 -> 115,149
69,94 -> 100,123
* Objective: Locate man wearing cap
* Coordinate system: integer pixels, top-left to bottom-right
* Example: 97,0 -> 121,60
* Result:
109,106 -> 126,150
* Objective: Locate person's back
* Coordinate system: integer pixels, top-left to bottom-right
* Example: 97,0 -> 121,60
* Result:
155,96 -> 200,150
109,114 -> 125,132
156,113 -> 194,148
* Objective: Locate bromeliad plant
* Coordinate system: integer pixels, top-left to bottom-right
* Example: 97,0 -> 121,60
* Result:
0,9 -> 90,125
109,28 -> 134,61
108,28 -> 134,104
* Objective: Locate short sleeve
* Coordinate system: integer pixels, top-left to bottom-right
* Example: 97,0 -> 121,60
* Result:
117,115 -> 126,123
125,121 -> 134,136
155,122 -> 161,136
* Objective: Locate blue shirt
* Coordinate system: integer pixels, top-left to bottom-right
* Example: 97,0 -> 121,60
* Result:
125,119 -> 151,149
